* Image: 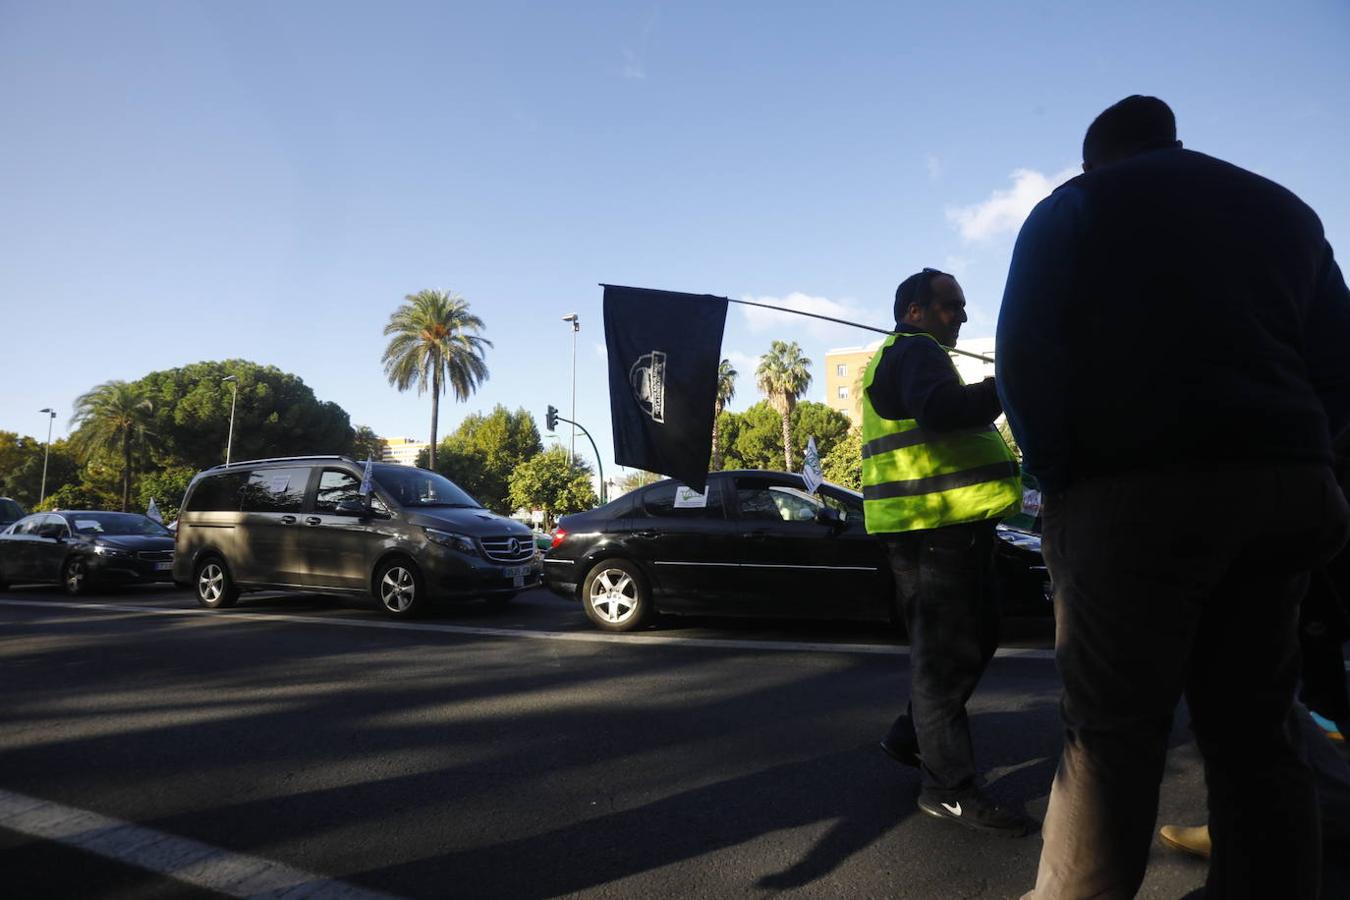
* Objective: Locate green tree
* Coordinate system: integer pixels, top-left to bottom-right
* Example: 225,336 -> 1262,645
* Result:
431,406 -> 542,512
711,358 -> 737,470
719,401 -> 850,473
137,465 -> 197,522
69,380 -> 155,511
135,361 -> 354,470
352,425 -> 386,463
38,481 -> 120,513
508,447 -> 596,527
821,428 -> 863,490
755,340 -> 812,470
614,469 -> 661,496
0,432 -> 80,507
790,402 -> 852,464
381,289 -> 492,469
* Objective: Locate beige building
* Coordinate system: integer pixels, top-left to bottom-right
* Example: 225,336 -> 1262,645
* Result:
380,437 -> 428,467
824,336 -> 996,426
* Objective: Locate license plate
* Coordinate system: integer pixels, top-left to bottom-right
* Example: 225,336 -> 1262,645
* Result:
502,565 -> 527,578
154,562 -> 173,571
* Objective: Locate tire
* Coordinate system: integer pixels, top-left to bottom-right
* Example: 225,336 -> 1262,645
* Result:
374,558 -> 426,617
194,556 -> 240,609
62,557 -> 90,596
581,559 -> 652,633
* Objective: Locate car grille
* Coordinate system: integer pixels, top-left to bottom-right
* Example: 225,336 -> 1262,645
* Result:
137,550 -> 174,562
479,536 -> 534,564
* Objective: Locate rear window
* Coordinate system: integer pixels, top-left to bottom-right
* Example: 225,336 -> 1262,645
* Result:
185,472 -> 248,512
640,481 -> 725,518
240,467 -> 310,513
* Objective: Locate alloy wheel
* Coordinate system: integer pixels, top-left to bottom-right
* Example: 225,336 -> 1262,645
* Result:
65,559 -> 85,594
589,568 -> 637,624
199,563 -> 223,604
380,566 -> 416,613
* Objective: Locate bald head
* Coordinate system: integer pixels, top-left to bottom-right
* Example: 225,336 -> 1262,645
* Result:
1082,95 -> 1182,171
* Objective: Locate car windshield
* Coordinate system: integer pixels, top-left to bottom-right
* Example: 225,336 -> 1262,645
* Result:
373,465 -> 481,509
67,513 -> 171,536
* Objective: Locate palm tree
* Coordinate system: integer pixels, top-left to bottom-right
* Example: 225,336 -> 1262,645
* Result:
382,290 -> 492,469
711,358 -> 737,470
756,340 -> 812,470
69,380 -> 154,511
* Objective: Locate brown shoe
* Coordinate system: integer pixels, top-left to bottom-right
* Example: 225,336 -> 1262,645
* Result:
1159,824 -> 1211,859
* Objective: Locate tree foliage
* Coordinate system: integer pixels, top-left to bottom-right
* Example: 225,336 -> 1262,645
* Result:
70,380 -> 155,511
136,360 -> 354,470
719,401 -> 852,472
382,289 -> 491,468
351,425 -> 386,463
0,433 -> 80,507
137,465 -> 198,522
508,447 -> 596,527
38,481 -> 120,513
711,358 -> 737,470
430,406 -> 542,512
755,340 -> 812,470
821,428 -> 863,490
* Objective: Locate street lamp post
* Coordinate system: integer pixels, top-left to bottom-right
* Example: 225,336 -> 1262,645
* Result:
562,313 -> 579,464
221,375 -> 239,465
38,408 -> 56,505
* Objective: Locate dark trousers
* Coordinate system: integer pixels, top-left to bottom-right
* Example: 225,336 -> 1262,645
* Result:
883,520 -> 1000,798
1026,463 -> 1350,900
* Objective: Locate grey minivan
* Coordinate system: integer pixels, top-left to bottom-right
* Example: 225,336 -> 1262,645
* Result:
173,456 -> 541,616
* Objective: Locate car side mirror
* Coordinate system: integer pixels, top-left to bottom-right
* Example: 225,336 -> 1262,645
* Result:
335,499 -> 367,517
815,506 -> 843,529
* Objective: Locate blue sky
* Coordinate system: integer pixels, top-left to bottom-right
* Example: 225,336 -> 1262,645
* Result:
3,0 -> 1348,480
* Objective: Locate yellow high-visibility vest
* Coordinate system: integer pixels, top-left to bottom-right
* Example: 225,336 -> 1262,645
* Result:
861,332 -> 1021,533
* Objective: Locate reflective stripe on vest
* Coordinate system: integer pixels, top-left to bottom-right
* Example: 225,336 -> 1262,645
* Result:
861,332 -> 1021,533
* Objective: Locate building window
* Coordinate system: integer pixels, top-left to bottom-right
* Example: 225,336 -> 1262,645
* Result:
837,385 -> 849,399
836,363 -> 847,377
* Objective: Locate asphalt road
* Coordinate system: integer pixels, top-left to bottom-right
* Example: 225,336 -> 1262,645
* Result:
0,584 -> 1216,898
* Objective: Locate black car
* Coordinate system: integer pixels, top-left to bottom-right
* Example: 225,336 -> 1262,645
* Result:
0,497 -> 25,530
543,470 -> 1051,632
0,510 -> 176,595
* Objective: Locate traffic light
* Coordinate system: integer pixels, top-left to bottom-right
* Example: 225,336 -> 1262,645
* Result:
546,405 -> 558,431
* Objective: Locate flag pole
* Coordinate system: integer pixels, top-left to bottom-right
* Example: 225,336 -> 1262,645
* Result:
599,284 -> 996,364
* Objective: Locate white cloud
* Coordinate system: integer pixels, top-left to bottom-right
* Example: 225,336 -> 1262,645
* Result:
945,166 -> 1078,242
738,291 -> 886,343
621,48 -> 645,80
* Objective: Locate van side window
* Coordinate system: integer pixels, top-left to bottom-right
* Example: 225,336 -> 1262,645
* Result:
240,468 -> 309,513
315,470 -> 363,513
185,472 -> 247,512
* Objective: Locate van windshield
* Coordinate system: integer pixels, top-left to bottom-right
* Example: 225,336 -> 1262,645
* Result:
373,465 -> 481,509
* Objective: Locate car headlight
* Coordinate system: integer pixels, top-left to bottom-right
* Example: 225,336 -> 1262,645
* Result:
424,528 -> 477,555
93,544 -> 133,558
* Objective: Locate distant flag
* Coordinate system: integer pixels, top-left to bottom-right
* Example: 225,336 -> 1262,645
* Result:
146,498 -> 163,523
359,457 -> 374,495
801,436 -> 824,494
602,285 -> 727,492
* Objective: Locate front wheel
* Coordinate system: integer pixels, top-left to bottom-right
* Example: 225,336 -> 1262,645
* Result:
582,560 -> 652,632
62,557 -> 90,596
194,557 -> 239,609
375,559 -> 426,617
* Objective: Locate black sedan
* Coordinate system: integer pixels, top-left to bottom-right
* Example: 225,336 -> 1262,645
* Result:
544,470 -> 1051,632
0,510 -> 176,595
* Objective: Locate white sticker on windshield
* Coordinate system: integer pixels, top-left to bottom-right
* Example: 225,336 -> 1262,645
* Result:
673,486 -> 708,508
75,519 -> 103,531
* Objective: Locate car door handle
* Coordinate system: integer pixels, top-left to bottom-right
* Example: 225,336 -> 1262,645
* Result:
304,517 -> 321,526
280,515 -> 297,524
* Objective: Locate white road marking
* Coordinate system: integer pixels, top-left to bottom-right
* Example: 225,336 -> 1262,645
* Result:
0,597 -> 1057,660
0,787 -> 398,899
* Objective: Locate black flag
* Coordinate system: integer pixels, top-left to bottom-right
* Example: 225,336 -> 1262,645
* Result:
603,285 -> 728,492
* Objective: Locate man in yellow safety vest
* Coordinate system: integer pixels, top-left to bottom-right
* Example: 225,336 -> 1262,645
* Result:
863,267 -> 1032,836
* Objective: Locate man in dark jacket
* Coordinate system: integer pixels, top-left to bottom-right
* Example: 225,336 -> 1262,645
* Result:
997,95 -> 1350,898
865,268 -> 1033,836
